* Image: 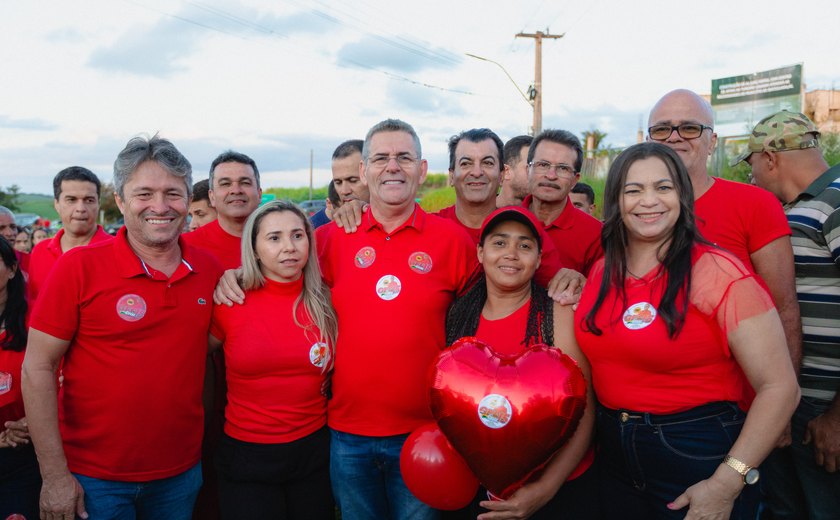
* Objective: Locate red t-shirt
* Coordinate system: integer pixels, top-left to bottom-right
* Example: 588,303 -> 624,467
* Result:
210,277 -> 328,444
522,196 -> 603,276
574,244 -> 774,414
436,205 -> 482,244
695,178 -> 791,272
0,337 -> 25,427
27,226 -> 113,303
30,227 -> 222,481
317,205 -> 477,436
436,204 -> 563,286
476,300 -> 593,480
182,219 -> 242,270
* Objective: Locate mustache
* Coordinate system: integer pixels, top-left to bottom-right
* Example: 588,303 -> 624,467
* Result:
537,181 -> 562,190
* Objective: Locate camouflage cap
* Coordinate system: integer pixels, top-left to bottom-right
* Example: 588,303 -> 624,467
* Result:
731,110 -> 820,166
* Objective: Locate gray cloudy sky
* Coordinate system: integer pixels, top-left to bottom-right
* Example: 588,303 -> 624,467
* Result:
1,0 -> 838,194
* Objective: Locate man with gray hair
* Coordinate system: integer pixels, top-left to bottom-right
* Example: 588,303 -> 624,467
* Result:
23,134 -> 222,520
0,205 -> 28,273
0,205 -> 16,243
316,119 -> 477,519
736,110 -> 840,518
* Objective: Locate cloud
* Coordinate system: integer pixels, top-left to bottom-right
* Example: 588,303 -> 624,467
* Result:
0,115 -> 57,131
385,82 -> 466,116
543,105 -> 645,148
337,34 -> 462,73
87,4 -> 330,77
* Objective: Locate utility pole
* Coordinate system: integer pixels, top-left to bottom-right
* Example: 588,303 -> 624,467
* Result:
308,149 -> 314,200
516,30 -> 563,135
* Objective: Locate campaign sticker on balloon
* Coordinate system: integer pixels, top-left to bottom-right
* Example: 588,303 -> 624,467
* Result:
376,275 -> 401,301
0,371 -> 11,395
408,251 -> 433,274
478,394 -> 512,429
355,247 -> 376,268
309,342 -> 328,368
623,302 -> 656,330
116,294 -> 147,322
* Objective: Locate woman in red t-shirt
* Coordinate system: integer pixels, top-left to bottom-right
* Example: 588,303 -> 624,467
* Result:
575,142 -> 799,519
209,201 -> 337,520
0,237 -> 40,520
445,206 -> 597,520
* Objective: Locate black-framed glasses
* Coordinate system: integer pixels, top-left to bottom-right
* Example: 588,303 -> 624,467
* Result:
529,160 -> 576,178
648,123 -> 713,141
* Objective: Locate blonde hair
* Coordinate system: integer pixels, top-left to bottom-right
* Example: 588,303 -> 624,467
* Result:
240,201 -> 337,369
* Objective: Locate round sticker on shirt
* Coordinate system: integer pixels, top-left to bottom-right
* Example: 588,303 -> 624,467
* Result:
623,302 -> 657,330
116,294 -> 147,322
478,394 -> 512,429
0,371 -> 12,395
408,252 -> 433,274
309,342 -> 328,368
375,275 -> 402,301
355,247 -> 376,268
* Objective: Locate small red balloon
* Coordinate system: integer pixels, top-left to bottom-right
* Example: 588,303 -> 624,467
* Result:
400,423 -> 479,510
5,515 -> 27,520
430,337 -> 587,499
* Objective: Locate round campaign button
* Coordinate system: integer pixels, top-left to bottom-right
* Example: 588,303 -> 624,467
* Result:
375,275 -> 402,301
116,294 -> 147,322
622,302 -> 657,330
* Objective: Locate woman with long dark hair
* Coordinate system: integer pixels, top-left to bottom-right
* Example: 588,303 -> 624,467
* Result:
0,237 -> 39,519
209,201 -> 337,520
446,206 -> 596,519
575,142 -> 799,519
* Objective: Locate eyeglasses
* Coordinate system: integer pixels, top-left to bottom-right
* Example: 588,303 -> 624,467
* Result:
367,153 -> 418,170
529,160 -> 577,178
648,123 -> 713,141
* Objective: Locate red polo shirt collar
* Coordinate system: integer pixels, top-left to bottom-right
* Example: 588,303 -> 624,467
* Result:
113,226 -> 196,283
521,194 -> 576,230
362,204 -> 427,235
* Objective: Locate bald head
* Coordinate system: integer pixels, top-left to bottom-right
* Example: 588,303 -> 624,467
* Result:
649,89 -> 714,127
648,89 -> 717,182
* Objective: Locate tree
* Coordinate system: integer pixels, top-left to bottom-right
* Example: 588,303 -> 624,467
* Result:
99,183 -> 122,223
0,185 -> 22,211
581,129 -> 608,156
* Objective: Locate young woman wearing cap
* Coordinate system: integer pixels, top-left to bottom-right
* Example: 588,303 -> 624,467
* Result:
575,142 -> 799,519
208,201 -> 337,520
445,206 -> 597,519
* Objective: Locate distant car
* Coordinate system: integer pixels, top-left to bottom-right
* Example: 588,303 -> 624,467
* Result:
13,213 -> 39,229
105,218 -> 124,236
298,199 -> 326,217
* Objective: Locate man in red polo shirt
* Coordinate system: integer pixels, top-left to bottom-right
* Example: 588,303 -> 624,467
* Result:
28,166 -> 113,303
22,134 -> 222,520
183,150 -> 262,270
522,129 -> 603,276
317,119 -> 477,519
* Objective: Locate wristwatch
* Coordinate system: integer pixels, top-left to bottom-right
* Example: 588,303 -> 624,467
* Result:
723,455 -> 760,485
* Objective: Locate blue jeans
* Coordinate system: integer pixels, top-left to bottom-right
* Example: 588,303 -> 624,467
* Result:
596,401 -> 760,520
761,396 -> 840,520
330,429 -> 439,520
74,463 -> 202,520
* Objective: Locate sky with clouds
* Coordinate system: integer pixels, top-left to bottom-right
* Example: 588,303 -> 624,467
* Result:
1,0 -> 838,194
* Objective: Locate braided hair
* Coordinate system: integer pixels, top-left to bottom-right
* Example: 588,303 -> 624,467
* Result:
446,274 -> 554,349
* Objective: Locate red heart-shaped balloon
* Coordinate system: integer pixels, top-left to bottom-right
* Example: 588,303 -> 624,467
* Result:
429,336 -> 586,499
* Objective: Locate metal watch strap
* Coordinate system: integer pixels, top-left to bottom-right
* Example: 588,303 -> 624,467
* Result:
723,455 -> 750,476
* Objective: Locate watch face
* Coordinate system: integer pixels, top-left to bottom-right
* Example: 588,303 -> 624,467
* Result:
744,468 -> 760,485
